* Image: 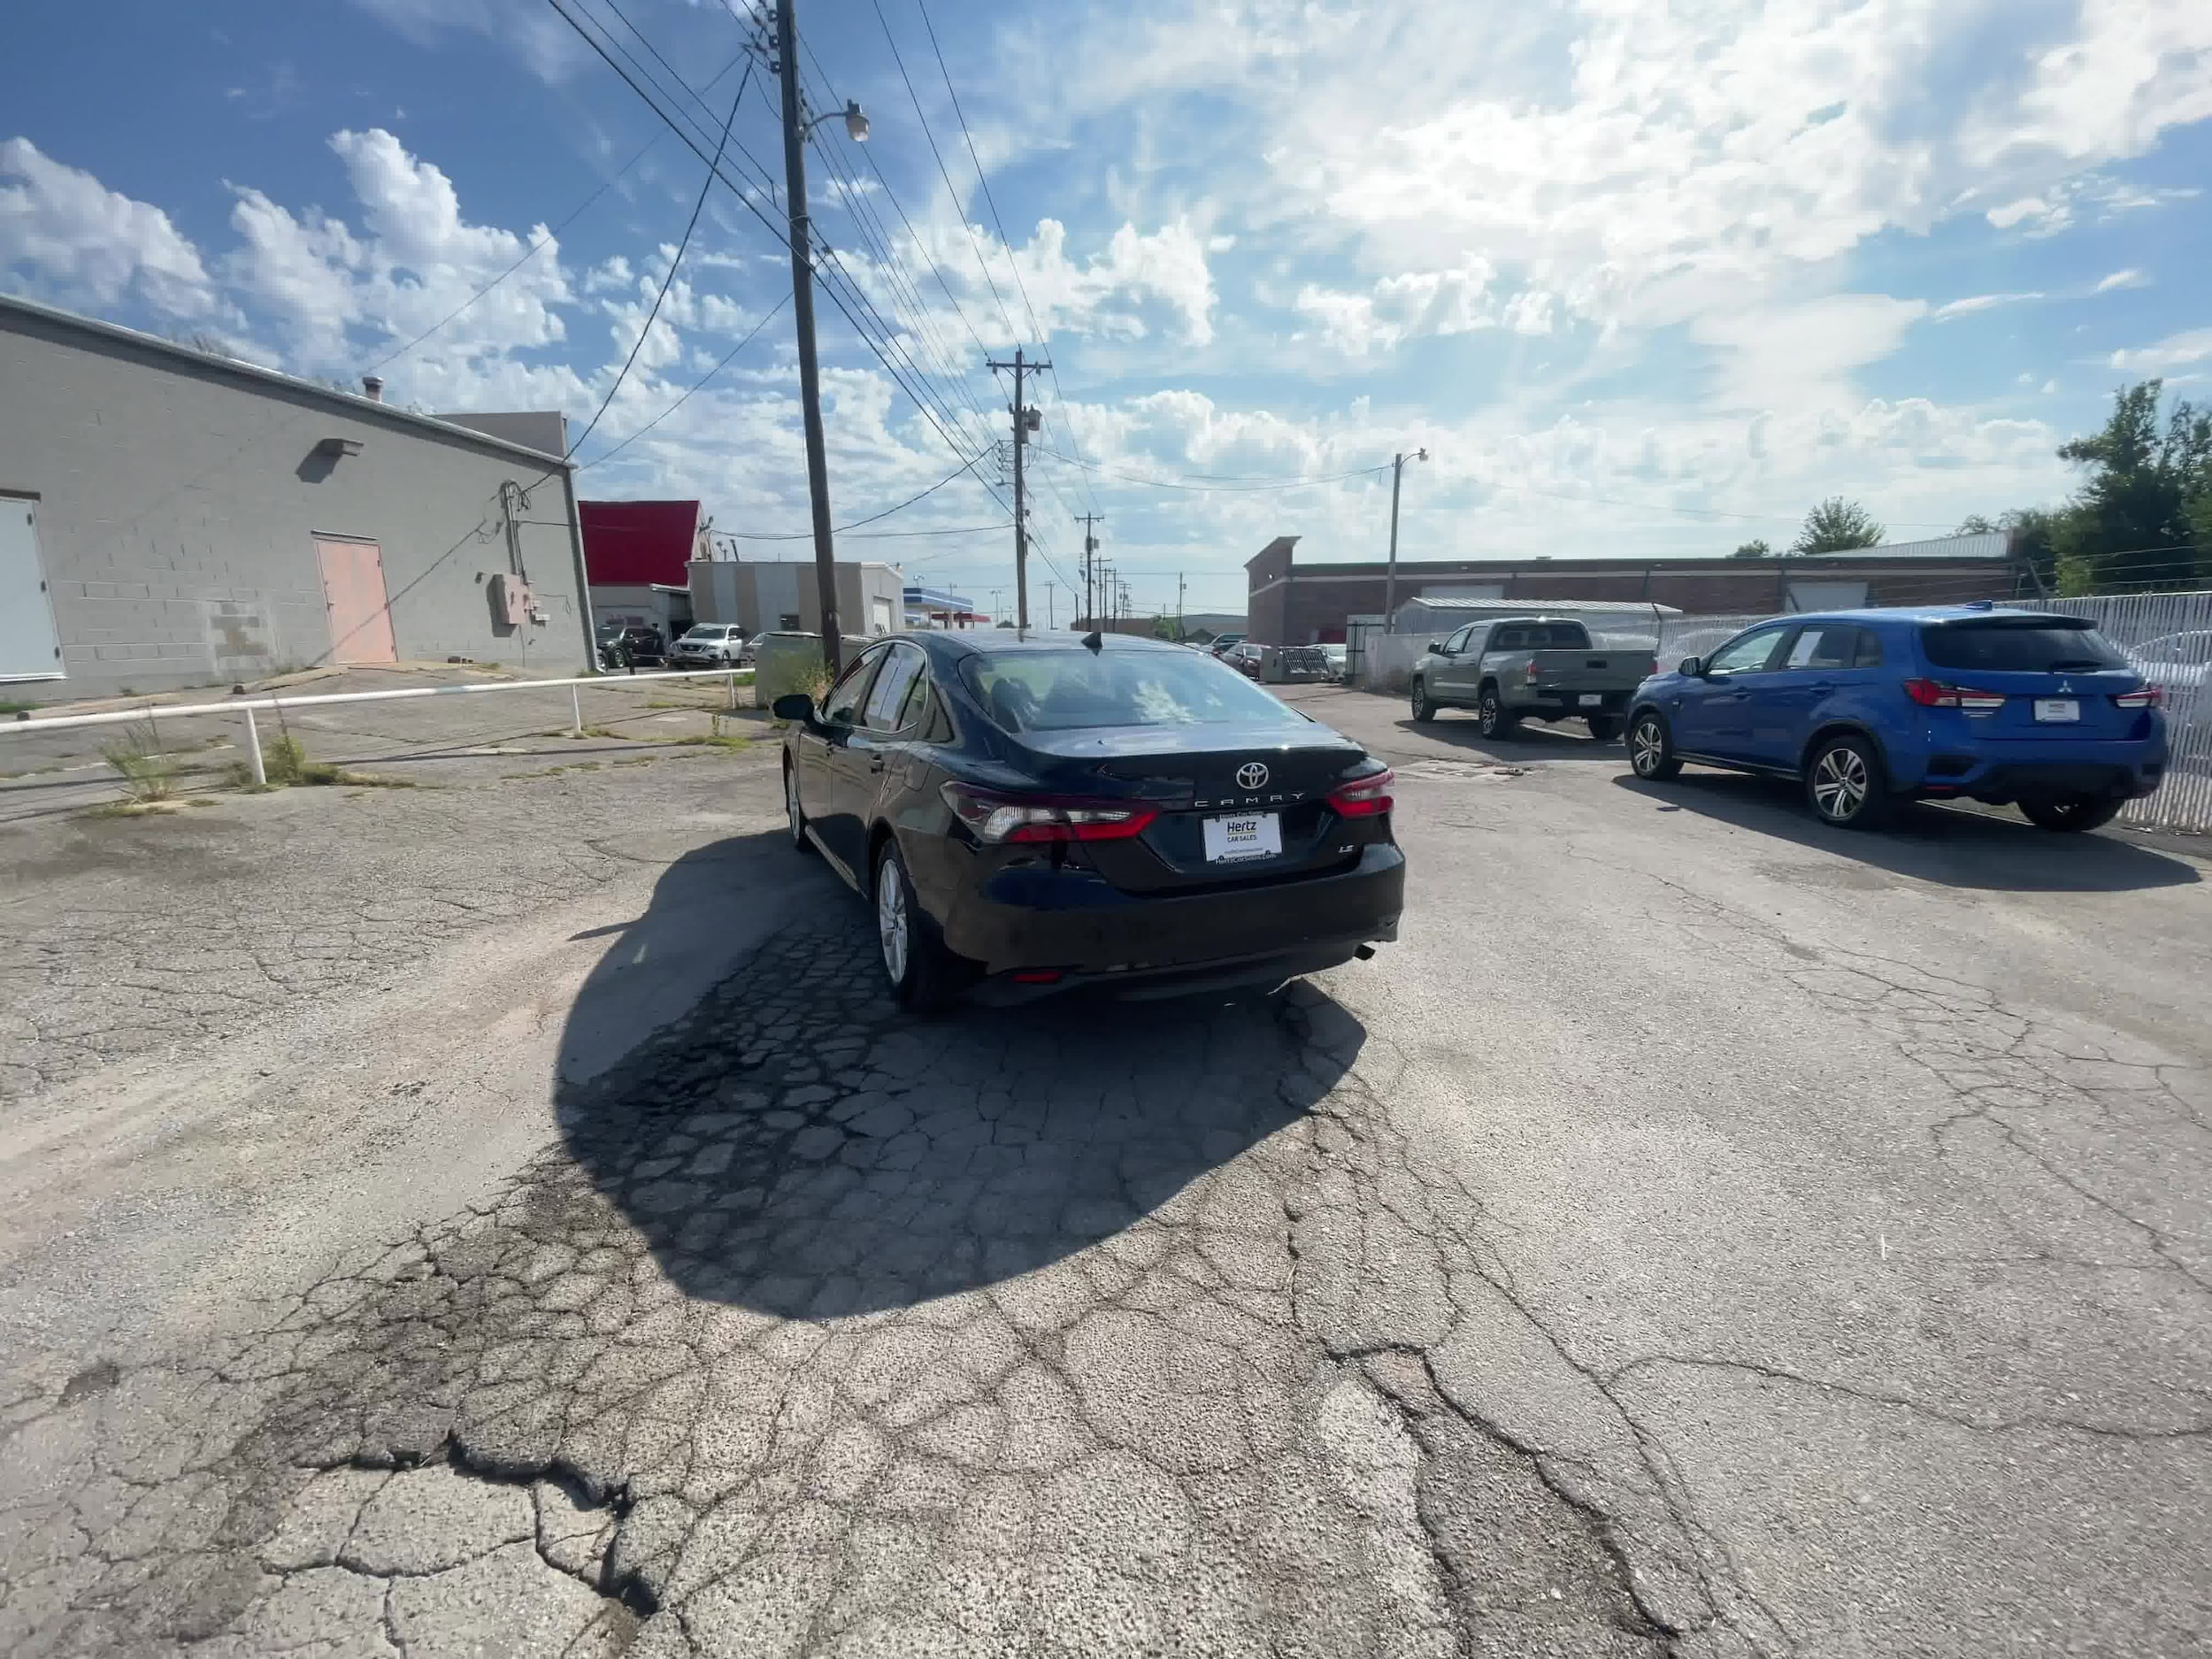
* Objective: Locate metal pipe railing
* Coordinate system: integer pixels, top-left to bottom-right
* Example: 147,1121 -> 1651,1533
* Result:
2,668 -> 754,777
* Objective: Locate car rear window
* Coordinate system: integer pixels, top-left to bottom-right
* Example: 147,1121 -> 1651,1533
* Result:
1492,623 -> 1592,649
1918,619 -> 2126,672
961,649 -> 1303,733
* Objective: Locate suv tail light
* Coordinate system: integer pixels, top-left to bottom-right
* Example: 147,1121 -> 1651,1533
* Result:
1903,679 -> 2006,712
1327,766 -> 1394,818
940,782 -> 1156,844
2113,685 -> 2163,709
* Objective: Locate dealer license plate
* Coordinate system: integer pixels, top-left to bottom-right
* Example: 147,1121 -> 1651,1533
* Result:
2033,698 -> 2079,723
1578,693 -> 1603,707
1202,811 -> 1281,863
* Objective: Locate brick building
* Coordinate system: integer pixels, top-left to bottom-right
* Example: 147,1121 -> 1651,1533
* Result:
1244,532 -> 2027,645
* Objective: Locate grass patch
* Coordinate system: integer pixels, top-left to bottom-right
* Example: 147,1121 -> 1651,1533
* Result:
670,712 -> 753,752
227,733 -> 417,791
101,718 -> 177,803
0,698 -> 39,716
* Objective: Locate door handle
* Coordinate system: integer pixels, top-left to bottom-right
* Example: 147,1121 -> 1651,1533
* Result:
1806,682 -> 1837,695
867,754 -> 887,772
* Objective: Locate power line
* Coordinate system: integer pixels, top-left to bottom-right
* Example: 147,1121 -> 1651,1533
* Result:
576,292 -> 789,471
719,449 -> 993,537
1035,449 -> 1394,492
912,0 -> 1099,520
567,60 -> 754,459
867,0 -> 1018,342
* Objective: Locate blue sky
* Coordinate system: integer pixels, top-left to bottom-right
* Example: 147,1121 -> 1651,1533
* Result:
5,0 -> 2211,618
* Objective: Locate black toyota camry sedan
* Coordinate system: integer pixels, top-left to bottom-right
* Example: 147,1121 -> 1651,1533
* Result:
773,631 -> 1404,1011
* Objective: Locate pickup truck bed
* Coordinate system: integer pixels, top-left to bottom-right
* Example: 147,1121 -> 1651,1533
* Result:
1410,619 -> 1656,740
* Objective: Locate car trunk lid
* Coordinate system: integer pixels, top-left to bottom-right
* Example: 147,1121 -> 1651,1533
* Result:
1010,722 -> 1372,893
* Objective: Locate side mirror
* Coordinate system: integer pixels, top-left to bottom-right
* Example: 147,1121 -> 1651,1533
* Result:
1678,657 -> 1704,677
1427,640 -> 1446,656
772,692 -> 815,723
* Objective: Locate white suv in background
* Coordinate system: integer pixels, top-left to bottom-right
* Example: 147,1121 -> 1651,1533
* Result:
672,624 -> 748,666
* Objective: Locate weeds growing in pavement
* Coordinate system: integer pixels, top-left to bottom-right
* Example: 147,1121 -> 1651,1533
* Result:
101,718 -> 176,803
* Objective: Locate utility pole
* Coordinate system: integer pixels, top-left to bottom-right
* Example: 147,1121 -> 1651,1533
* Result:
1176,572 -> 1186,641
987,347 -> 1049,629
1076,511 -> 1103,627
774,0 -> 842,673
990,587 -> 1005,625
1044,580 -> 1056,629
1381,447 -> 1428,633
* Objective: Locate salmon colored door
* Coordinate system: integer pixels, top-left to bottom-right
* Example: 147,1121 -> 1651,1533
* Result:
314,537 -> 398,664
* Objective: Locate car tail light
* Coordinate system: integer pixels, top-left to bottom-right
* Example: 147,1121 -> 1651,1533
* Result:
1524,659 -> 1540,684
940,782 -> 1156,844
1327,766 -> 1394,818
1903,679 -> 2006,711
1010,969 -> 1064,984
2113,685 -> 2163,709
1648,657 -> 1660,678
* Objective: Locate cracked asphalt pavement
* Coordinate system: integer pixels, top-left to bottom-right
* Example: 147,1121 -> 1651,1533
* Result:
3,683 -> 2208,1655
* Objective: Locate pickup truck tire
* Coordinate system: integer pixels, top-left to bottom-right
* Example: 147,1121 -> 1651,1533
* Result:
1586,715 -> 1623,741
1409,680 -> 1438,723
1627,711 -> 1681,780
1805,733 -> 1894,831
1477,685 -> 1519,738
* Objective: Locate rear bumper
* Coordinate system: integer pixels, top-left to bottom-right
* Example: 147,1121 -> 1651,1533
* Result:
1909,751 -> 2167,802
934,841 -> 1407,982
1517,689 -> 1632,717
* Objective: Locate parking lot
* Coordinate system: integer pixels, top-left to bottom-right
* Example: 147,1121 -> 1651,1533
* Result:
2,680 -> 2207,1657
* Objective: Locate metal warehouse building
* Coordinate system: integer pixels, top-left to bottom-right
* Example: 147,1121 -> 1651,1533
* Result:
0,294 -> 593,698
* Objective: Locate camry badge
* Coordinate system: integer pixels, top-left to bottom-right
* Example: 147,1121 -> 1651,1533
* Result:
1235,761 -> 1270,790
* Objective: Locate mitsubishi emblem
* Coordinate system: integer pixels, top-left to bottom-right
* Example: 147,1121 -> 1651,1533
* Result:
1235,761 -> 1270,790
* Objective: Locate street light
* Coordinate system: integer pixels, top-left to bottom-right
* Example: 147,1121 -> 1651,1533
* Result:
1382,447 -> 1429,628
803,100 -> 870,142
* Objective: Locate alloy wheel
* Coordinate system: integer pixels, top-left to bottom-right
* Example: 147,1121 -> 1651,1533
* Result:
1811,745 -> 1870,821
785,766 -> 804,846
1631,719 -> 1664,777
877,858 -> 910,986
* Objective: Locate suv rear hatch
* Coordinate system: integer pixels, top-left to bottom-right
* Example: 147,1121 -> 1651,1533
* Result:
1916,618 -> 2148,741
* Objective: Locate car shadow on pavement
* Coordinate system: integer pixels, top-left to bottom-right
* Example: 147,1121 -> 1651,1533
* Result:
1612,771 -> 2203,893
1392,715 -> 1624,764
551,837 -> 1353,1317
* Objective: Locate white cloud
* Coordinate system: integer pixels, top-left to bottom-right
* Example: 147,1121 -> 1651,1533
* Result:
1931,292 -> 2045,321
0,137 -> 214,316
2095,267 -> 2149,292
1290,261 -> 1535,357
1694,296 -> 1928,411
2109,329 -> 2212,373
347,0 -> 585,84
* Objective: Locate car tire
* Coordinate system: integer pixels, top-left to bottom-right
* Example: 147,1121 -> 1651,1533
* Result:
873,839 -> 962,1015
1586,714 -> 1623,742
784,760 -> 815,855
1627,710 -> 1681,780
1410,680 -> 1437,723
2019,795 -> 2124,833
1477,686 -> 1518,738
1805,733 -> 1893,830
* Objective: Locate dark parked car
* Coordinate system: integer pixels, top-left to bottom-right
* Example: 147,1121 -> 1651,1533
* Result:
1625,604 -> 2168,831
774,632 -> 1405,1010
595,623 -> 667,672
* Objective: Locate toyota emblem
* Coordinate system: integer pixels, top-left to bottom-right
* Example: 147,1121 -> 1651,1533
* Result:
1235,761 -> 1270,790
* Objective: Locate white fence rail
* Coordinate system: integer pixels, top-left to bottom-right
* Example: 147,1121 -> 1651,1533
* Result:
1,668 -> 753,787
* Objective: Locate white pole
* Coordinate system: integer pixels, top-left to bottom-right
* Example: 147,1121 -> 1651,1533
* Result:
727,670 -> 738,711
243,707 -> 267,786
571,682 -> 584,738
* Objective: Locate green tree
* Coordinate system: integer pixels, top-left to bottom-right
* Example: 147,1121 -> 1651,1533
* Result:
1729,539 -> 1771,558
1793,498 -> 1885,554
2052,380 -> 2212,590
1954,514 -> 1998,534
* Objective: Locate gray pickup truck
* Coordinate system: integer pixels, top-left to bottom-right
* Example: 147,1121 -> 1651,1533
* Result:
1409,617 -> 1656,740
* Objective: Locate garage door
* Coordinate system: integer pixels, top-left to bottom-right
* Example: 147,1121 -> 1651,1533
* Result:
315,536 -> 398,665
1,498 -> 65,682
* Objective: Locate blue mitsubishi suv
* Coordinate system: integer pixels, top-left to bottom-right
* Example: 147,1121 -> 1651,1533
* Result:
1624,605 -> 2169,832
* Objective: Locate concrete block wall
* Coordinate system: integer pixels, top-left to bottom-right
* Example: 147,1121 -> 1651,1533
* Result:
0,297 -> 591,697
